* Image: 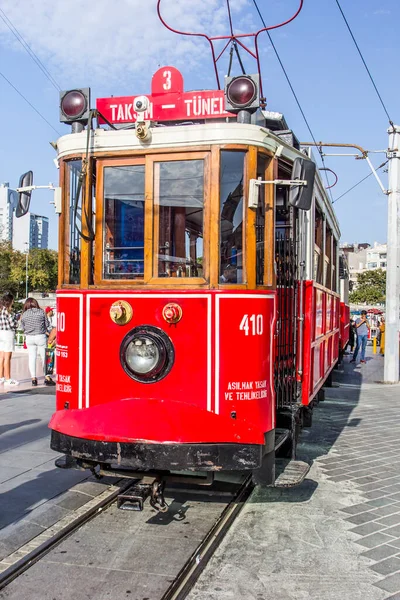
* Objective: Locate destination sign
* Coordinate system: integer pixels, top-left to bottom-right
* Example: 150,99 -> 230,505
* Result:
96,66 -> 232,124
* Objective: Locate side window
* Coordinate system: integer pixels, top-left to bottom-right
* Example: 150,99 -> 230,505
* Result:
325,225 -> 332,289
219,151 -> 245,284
66,159 -> 82,284
332,238 -> 337,292
103,164 -> 145,279
256,155 -> 269,285
154,160 -> 205,278
314,207 -> 323,284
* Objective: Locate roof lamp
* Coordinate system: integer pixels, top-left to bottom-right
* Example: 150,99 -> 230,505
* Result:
59,88 -> 91,124
226,76 -> 257,108
61,91 -> 87,119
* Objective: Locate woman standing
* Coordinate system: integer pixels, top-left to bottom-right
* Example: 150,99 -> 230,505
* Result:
0,291 -> 19,387
20,298 -> 56,386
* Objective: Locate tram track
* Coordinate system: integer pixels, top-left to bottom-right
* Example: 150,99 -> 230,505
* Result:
0,474 -> 253,600
0,478 -> 133,593
161,475 -> 254,600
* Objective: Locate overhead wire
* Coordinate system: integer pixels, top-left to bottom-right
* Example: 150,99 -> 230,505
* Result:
0,70 -> 61,136
0,7 -> 61,92
251,0 -> 335,203
332,160 -> 388,204
334,0 -> 393,127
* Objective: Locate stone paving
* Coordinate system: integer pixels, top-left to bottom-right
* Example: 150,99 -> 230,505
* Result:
0,352 -> 49,395
0,390 -> 118,563
188,349 -> 400,600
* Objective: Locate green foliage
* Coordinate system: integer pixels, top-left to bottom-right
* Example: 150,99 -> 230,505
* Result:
349,268 -> 386,304
0,242 -> 15,294
0,243 -> 58,298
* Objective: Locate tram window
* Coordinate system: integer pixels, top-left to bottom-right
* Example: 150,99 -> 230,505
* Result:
103,165 -> 145,279
67,160 -> 82,284
219,151 -> 245,283
325,225 -> 332,289
256,155 -> 268,285
332,239 -> 337,292
154,160 -> 204,278
314,208 -> 323,284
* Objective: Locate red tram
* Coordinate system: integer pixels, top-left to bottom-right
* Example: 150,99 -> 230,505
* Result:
16,65 -> 348,490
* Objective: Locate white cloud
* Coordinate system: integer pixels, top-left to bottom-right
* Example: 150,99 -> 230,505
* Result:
0,0 -> 252,88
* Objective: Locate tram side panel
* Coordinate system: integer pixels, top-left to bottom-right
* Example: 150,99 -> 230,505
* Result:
301,282 -> 340,406
340,302 -> 350,354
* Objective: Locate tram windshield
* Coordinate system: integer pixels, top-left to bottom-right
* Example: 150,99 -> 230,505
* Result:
103,164 -> 145,279
154,159 -> 204,278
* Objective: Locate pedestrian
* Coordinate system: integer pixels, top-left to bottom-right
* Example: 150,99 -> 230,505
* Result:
0,291 -> 19,387
20,298 -> 56,386
45,306 -> 56,327
350,310 -> 370,364
345,319 -> 356,353
379,317 -> 385,356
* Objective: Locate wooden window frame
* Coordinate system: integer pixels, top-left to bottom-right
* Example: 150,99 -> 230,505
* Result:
147,151 -> 210,286
217,146 -> 249,289
59,144 -> 277,291
59,157 -> 84,289
94,156 -> 146,287
94,152 -> 211,287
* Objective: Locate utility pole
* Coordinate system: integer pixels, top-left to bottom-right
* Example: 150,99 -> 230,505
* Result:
24,242 -> 29,300
384,125 -> 400,383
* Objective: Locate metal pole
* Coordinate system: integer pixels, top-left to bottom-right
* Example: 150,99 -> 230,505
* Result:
384,125 -> 400,383
25,244 -> 28,299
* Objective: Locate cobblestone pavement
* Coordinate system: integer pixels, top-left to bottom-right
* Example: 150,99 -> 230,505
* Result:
188,349 -> 400,600
0,391 -> 118,563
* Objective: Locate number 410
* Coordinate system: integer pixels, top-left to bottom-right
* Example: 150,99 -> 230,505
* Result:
239,314 -> 263,336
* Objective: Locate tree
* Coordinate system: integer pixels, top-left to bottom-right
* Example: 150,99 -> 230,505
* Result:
349,268 -> 386,304
27,249 -> 58,292
0,242 -> 17,295
0,244 -> 58,297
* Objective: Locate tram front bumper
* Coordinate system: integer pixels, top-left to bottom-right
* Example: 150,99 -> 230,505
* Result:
49,397 -> 270,471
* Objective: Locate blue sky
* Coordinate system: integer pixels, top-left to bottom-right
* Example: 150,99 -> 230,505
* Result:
0,0 -> 397,249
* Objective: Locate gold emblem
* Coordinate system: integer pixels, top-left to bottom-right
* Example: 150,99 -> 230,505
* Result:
109,301 -> 133,325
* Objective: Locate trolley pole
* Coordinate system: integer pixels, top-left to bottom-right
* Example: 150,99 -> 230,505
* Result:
384,125 -> 400,384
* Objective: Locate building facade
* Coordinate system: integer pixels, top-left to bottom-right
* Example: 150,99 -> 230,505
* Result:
341,242 -> 387,290
0,182 -> 18,244
13,212 -> 49,252
366,243 -> 387,270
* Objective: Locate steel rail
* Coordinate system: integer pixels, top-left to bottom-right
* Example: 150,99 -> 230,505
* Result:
0,479 -> 134,592
161,476 -> 254,600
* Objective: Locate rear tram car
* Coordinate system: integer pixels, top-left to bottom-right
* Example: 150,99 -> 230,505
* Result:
16,66 -> 348,492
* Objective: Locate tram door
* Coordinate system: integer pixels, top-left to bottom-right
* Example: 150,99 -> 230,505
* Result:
274,165 -> 299,410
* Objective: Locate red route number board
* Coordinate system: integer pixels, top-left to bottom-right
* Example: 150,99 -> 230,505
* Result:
96,66 -> 232,124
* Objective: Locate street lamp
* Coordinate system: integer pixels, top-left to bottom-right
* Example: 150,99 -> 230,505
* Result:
24,242 -> 29,299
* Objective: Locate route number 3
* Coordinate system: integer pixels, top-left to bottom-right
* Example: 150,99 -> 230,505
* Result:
240,314 -> 263,336
163,70 -> 172,91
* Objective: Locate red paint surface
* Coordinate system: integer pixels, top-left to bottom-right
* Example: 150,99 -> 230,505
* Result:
340,302 -> 350,350
217,295 -> 275,430
97,66 -> 231,124
301,282 -> 340,405
50,290 -> 275,445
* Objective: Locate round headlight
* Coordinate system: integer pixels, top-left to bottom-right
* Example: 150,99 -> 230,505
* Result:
120,326 -> 174,383
126,336 -> 160,374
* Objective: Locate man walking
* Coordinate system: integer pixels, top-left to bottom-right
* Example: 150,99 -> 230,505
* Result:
350,310 -> 370,364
